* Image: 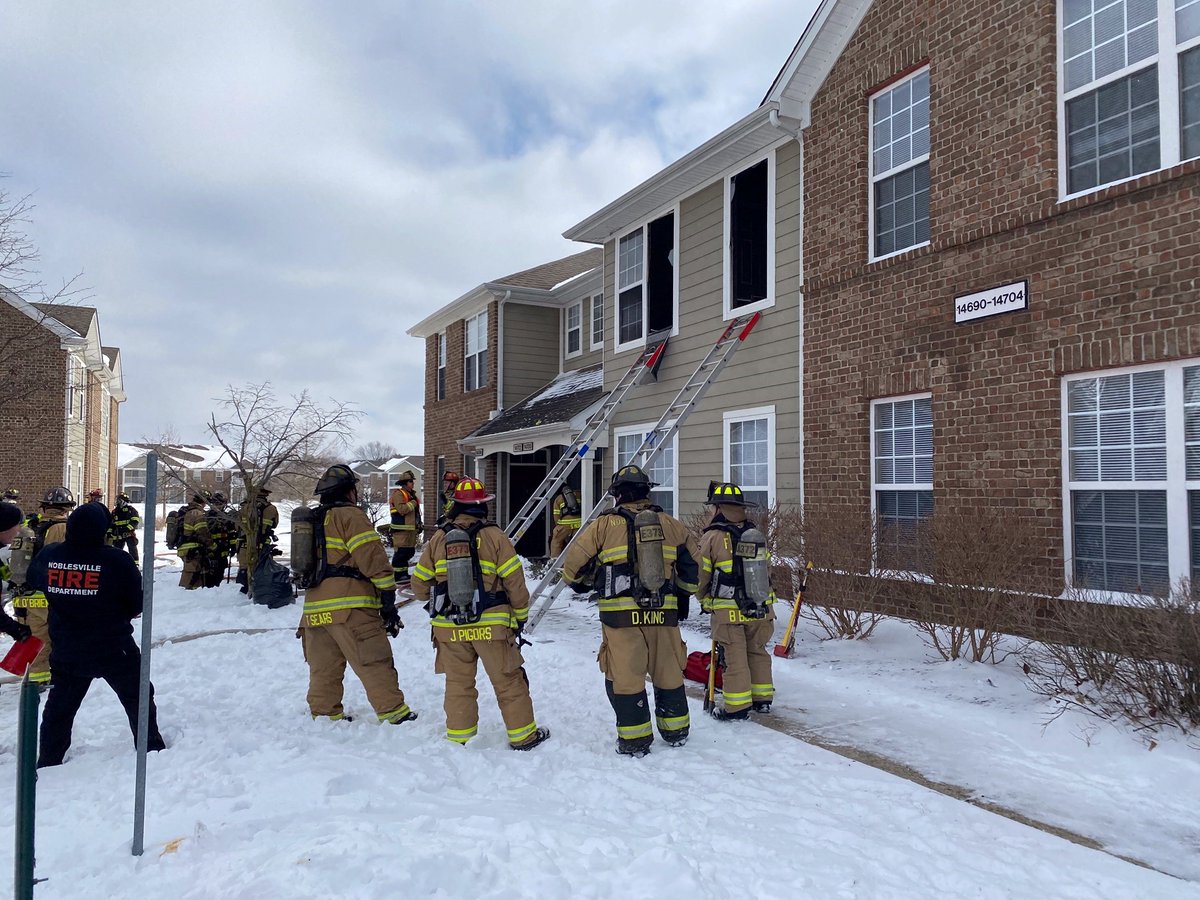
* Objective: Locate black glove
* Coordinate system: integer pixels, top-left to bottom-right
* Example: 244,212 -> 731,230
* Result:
677,593 -> 691,621
379,590 -> 402,637
2,616 -> 32,642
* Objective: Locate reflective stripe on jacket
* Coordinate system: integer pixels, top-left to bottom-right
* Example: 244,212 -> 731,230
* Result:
552,495 -> 582,530
302,503 -> 395,617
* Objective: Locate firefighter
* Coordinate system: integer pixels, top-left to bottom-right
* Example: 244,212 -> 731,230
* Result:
388,470 -> 421,585
177,490 -> 212,590
10,486 -> 76,685
412,477 -> 549,750
108,492 -> 141,559
3,488 -> 19,504
697,483 -> 776,720
549,484 -> 582,558
28,502 -> 166,767
435,470 -> 460,527
236,486 -> 279,594
87,488 -> 104,505
300,464 -> 416,725
0,501 -> 33,644
204,492 -> 238,587
561,465 -> 700,757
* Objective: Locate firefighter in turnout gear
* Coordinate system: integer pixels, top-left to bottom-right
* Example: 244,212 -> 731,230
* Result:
412,478 -> 549,750
204,492 -> 238,588
0,501 -> 33,644
177,491 -> 212,590
561,465 -> 701,756
549,485 -> 582,557
236,487 -> 279,594
4,487 -> 21,504
388,470 -> 421,584
10,486 -> 77,685
300,464 -> 416,725
435,470 -> 460,527
108,492 -> 141,559
697,483 -> 776,720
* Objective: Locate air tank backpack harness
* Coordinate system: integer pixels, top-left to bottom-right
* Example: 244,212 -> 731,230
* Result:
289,504 -> 370,590
429,521 -> 509,626
704,521 -> 772,620
596,506 -> 681,627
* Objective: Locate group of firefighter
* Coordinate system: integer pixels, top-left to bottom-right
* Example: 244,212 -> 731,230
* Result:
172,487 -> 279,593
290,460 -> 776,757
0,486 -> 142,686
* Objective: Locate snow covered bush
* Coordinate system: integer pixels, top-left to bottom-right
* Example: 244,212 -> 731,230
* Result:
1023,583 -> 1200,732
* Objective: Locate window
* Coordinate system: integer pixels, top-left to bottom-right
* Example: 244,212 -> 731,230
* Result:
1060,0 -> 1200,198
590,294 -> 604,350
68,355 -> 86,421
101,392 -> 110,437
1064,360 -> 1199,596
615,211 -> 675,350
437,331 -> 447,401
615,426 -> 677,515
215,470 -> 224,482
565,302 -> 582,358
723,407 -> 776,509
464,311 -> 488,392
463,453 -> 478,479
871,68 -> 931,259
872,395 -> 934,572
436,456 -> 446,495
726,157 -> 774,314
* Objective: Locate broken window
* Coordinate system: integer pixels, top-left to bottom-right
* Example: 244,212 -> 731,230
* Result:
729,159 -> 768,308
616,212 -> 675,348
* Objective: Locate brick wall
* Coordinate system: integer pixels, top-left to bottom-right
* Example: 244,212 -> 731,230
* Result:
421,301 -> 499,517
0,301 -> 68,504
802,0 -> 1200,620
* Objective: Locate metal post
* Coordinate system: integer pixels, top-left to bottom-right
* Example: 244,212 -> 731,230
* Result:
132,452 -> 157,857
14,671 -> 40,899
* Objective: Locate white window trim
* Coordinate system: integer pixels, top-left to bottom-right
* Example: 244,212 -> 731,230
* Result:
564,301 -> 583,360
723,152 -> 777,319
1059,357 -> 1197,603
613,420 -> 679,516
1056,0 -> 1200,202
722,405 -> 777,507
868,392 -> 934,575
612,207 -> 681,355
463,311 -> 487,393
590,293 -> 604,351
867,66 -> 932,263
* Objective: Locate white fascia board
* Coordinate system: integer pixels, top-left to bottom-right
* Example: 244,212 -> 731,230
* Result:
406,285 -> 496,338
563,105 -> 783,245
0,285 -> 88,348
763,0 -> 874,109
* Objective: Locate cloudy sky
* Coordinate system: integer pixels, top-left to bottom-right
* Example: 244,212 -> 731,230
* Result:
0,0 -> 816,456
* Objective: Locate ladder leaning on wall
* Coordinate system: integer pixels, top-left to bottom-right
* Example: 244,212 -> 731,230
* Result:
523,310 -> 764,633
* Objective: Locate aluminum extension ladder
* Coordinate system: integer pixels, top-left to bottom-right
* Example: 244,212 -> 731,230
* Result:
504,332 -> 670,546
524,310 -> 763,633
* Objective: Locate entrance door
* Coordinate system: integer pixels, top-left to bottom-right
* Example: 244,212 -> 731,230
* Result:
507,450 -> 551,558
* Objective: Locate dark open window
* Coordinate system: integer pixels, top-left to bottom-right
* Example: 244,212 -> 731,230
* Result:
729,159 -> 768,307
647,213 -> 675,334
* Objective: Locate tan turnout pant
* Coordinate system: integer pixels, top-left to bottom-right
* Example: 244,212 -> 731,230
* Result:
712,612 -> 775,713
549,524 -> 577,558
20,605 -> 52,684
433,628 -> 538,746
302,607 -> 411,722
179,557 -> 205,589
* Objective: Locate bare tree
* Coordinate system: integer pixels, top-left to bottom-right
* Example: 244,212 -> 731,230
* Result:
0,182 -> 87,405
207,383 -> 362,592
352,440 -> 400,465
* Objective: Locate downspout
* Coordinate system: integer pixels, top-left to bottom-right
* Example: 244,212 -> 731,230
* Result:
770,106 -> 807,507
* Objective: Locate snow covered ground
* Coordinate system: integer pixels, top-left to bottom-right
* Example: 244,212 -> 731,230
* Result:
1,558 -> 1198,898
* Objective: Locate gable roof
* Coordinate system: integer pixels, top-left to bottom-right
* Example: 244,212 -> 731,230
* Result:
762,0 -> 874,110
0,286 -> 88,348
31,302 -> 97,338
494,248 -> 602,290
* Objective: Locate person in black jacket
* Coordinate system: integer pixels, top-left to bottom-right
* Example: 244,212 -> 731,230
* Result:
28,502 -> 166,768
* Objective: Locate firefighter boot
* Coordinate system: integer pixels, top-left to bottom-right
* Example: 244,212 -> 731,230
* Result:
752,701 -> 772,714
513,727 -> 551,751
615,736 -> 653,758
710,706 -> 750,722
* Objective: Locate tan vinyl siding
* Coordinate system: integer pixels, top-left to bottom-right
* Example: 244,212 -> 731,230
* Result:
603,141 -> 801,519
564,295 -> 603,372
503,303 -> 559,407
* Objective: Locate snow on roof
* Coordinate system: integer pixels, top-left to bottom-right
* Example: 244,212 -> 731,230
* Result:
117,443 -> 145,468
118,443 -> 238,470
527,367 -> 605,404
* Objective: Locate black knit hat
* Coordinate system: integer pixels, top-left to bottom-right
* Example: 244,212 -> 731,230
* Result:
0,502 -> 24,531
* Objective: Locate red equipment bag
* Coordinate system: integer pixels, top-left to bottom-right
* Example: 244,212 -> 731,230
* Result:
683,650 -> 722,689
1,636 -> 44,676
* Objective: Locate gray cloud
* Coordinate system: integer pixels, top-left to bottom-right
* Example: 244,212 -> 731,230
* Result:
0,0 -> 816,454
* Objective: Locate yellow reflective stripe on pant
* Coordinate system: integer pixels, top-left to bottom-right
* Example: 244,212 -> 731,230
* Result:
723,690 -> 752,707
432,610 -> 517,630
597,596 -> 679,614
378,704 -> 413,723
751,683 -> 774,699
507,721 -> 537,745
656,712 -> 690,733
447,725 -> 478,744
29,670 -> 51,684
617,721 -> 653,740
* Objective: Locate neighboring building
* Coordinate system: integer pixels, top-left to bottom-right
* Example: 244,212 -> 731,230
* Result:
118,443 -> 240,505
760,0 -> 1200,610
0,290 -> 125,502
379,455 -> 425,496
408,248 -> 603,554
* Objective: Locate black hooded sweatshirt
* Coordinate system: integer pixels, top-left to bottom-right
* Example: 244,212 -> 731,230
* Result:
28,502 -> 143,671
